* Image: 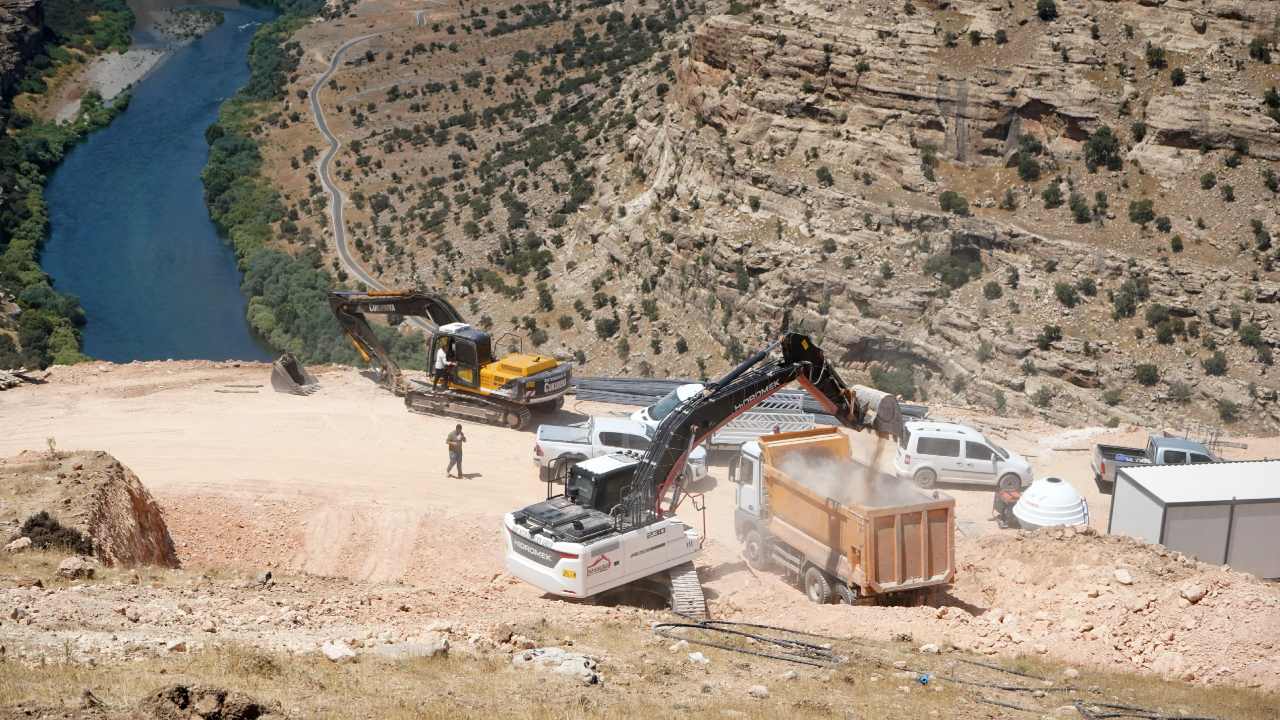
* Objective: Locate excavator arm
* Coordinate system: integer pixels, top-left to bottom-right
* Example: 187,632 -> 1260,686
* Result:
328,290 -> 465,395
621,333 -> 903,524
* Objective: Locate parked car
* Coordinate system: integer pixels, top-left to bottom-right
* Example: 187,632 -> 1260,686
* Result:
1090,436 -> 1216,490
534,416 -> 708,484
631,383 -> 818,448
893,421 -> 1033,489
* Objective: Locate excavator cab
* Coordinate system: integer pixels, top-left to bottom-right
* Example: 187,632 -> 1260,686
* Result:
564,454 -> 636,514
326,290 -> 572,429
432,323 -> 491,388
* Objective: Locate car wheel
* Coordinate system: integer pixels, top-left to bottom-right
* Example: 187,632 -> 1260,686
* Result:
743,530 -> 770,571
804,567 -> 833,604
913,468 -> 937,489
998,474 -> 1022,492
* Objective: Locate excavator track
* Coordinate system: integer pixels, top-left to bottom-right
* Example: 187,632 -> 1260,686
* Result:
405,388 -> 533,430
668,561 -> 708,621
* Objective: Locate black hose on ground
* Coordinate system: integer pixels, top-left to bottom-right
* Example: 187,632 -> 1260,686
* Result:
653,617 -> 1224,720
1074,700 -> 1222,720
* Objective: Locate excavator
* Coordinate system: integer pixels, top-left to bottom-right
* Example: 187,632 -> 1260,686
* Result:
325,290 -> 572,429
503,332 -> 902,618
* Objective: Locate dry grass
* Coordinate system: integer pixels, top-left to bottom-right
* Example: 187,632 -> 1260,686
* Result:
4,551 -> 1275,718
3,609 -> 1276,718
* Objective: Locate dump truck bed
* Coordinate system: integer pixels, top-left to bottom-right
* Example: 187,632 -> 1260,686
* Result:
759,429 -> 955,596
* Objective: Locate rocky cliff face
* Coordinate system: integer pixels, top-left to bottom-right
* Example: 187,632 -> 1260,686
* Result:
0,0 -> 42,100
264,0 -> 1278,431
594,0 -> 1280,429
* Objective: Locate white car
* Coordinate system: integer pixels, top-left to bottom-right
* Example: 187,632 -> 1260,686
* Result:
630,383 -> 705,429
534,416 -> 707,484
893,421 -> 1033,490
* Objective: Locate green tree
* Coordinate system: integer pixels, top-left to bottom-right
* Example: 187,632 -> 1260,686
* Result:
1041,184 -> 1063,208
938,190 -> 970,216
1128,199 -> 1155,226
1084,126 -> 1122,171
1036,0 -> 1058,21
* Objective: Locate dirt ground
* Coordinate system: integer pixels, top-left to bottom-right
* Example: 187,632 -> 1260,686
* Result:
2,360 -> 1278,698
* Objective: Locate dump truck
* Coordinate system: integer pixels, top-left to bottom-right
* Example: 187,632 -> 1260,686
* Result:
732,427 -> 955,604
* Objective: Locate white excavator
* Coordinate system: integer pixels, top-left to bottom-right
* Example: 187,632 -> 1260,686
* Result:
502,333 -> 903,617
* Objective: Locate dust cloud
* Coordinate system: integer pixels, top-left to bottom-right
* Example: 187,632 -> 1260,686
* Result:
774,435 -> 928,507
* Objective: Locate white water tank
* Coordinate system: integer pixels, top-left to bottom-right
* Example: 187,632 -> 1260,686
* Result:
1013,477 -> 1089,530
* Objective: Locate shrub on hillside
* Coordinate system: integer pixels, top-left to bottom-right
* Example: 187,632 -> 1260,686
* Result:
870,364 -> 917,401
1217,399 -> 1240,423
923,252 -> 982,288
1036,0 -> 1057,21
1202,351 -> 1228,376
21,511 -> 93,555
983,281 -> 1003,300
1135,364 -> 1160,385
1084,126 -> 1122,171
1128,199 -> 1155,226
938,190 -> 970,216
1041,183 -> 1063,208
1054,282 -> 1080,308
1036,324 -> 1063,350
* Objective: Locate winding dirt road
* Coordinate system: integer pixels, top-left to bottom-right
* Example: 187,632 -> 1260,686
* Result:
307,33 -> 382,292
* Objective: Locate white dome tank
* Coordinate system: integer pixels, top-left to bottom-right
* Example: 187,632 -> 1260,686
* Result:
1013,477 -> 1089,530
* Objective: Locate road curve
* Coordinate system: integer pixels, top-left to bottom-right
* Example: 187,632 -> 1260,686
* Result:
308,33 -> 383,292
308,31 -> 437,336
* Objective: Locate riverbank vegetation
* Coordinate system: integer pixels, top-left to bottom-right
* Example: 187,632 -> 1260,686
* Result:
0,0 -> 136,369
203,0 -> 424,367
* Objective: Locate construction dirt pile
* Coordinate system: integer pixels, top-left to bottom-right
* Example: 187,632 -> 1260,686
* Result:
0,450 -> 178,568
707,526 -> 1279,693
946,528 -> 1280,689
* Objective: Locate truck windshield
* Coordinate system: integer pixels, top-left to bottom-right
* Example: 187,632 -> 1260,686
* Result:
989,443 -> 1010,460
648,388 -> 686,421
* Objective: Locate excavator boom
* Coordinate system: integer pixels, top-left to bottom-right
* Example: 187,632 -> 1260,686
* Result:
624,333 -> 902,522
327,290 -> 465,395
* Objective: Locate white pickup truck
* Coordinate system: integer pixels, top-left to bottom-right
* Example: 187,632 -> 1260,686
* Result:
632,383 -> 818,448
534,416 -> 708,484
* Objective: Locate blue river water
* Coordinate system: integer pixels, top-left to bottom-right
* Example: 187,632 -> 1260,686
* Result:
42,5 -> 276,362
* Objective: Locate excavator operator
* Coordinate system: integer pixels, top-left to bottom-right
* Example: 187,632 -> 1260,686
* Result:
433,337 -> 454,390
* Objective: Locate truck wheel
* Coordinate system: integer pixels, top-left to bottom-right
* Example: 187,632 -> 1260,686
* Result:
835,582 -> 859,605
743,530 -> 770,571
913,468 -> 937,489
804,567 -> 833,604
998,474 -> 1022,492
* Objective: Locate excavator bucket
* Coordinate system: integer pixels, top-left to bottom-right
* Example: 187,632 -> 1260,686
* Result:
270,353 -> 318,395
852,384 -> 903,441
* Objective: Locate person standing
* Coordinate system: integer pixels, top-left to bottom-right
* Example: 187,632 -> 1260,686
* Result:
446,424 -> 466,478
433,342 -> 450,390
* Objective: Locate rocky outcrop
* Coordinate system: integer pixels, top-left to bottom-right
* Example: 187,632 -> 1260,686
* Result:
0,450 -> 180,568
0,0 -> 43,100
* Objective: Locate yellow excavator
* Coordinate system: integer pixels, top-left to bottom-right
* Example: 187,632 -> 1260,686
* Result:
326,290 -> 571,429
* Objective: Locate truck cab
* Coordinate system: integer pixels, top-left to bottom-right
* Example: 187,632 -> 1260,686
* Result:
732,441 -> 765,535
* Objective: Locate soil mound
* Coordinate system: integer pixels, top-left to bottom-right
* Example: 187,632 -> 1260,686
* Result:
951,527 -> 1280,690
0,450 -> 178,567
142,684 -> 281,720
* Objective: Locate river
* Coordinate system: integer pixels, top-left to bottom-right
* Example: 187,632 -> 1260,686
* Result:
41,3 -> 276,363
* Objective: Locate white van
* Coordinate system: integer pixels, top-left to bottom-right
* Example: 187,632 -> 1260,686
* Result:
893,421 -> 1033,489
